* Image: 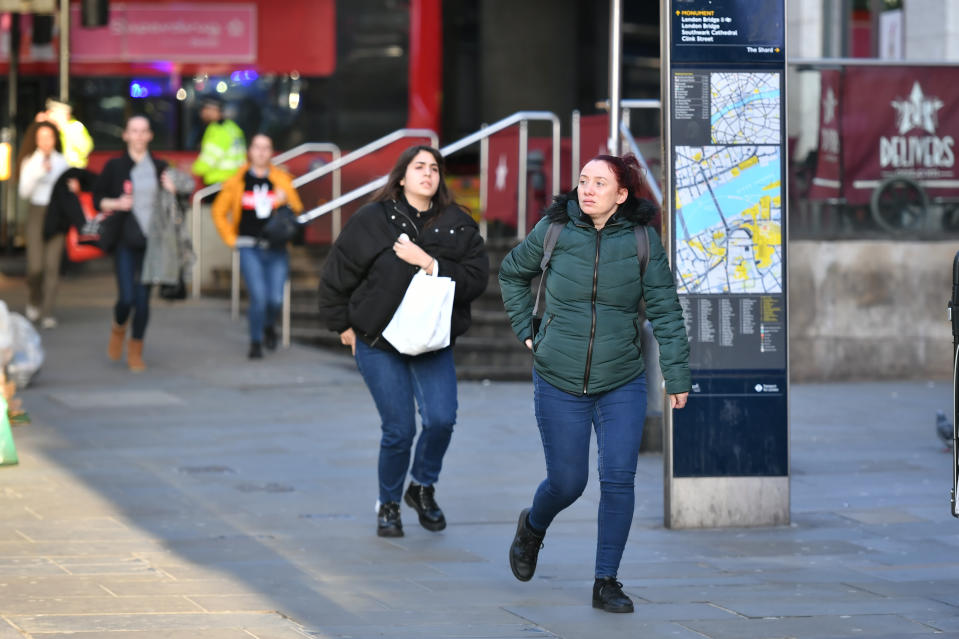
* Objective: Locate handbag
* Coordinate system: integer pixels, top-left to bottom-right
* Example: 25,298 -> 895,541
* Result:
259,205 -> 301,249
78,207 -> 126,253
158,273 -> 187,300
381,266 -> 456,356
65,193 -> 106,262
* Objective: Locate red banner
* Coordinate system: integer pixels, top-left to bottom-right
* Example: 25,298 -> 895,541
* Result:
809,69 -> 842,200
842,66 -> 959,205
484,129 -> 570,233
578,114 -> 610,166
71,3 -> 256,63
0,0 -> 336,77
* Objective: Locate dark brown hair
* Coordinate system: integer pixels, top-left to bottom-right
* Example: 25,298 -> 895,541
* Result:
15,121 -> 62,180
370,145 -> 456,210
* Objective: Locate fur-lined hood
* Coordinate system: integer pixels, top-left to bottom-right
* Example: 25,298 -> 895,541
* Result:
544,188 -> 658,227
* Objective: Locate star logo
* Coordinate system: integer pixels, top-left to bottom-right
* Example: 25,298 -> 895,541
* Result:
822,87 -> 837,125
891,82 -> 943,135
495,155 -> 508,191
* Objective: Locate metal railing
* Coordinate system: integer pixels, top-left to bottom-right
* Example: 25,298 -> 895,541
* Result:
299,111 -> 562,240
621,100 -> 663,205
191,142 -> 342,299
571,100 -> 663,203
229,128 -> 439,325
619,123 -> 662,206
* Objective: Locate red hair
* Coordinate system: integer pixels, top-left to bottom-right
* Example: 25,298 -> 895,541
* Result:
589,154 -> 657,203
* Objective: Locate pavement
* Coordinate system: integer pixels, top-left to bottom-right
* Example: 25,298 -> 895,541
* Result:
0,269 -> 957,639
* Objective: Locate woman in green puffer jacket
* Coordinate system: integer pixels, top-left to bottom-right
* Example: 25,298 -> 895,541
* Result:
499,153 -> 690,613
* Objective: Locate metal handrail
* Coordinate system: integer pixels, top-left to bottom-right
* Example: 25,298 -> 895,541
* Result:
620,99 -> 663,204
190,142 -> 342,299
622,98 -> 662,110
230,128 -> 438,325
571,100 -> 662,187
299,111 -> 562,240
789,56 -> 959,69
620,120 -> 663,206
289,128 -> 439,233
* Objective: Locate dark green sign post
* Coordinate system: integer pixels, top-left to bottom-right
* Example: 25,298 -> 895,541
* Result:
661,0 -> 789,528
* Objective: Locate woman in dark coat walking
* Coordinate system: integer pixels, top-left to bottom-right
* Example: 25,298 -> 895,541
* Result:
318,145 -> 489,538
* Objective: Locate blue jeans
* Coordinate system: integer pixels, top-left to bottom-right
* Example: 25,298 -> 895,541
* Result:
353,340 -> 458,504
528,369 -> 647,579
114,244 -> 151,339
238,246 -> 288,343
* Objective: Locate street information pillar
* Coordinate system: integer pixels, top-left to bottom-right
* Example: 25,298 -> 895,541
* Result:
661,0 -> 789,528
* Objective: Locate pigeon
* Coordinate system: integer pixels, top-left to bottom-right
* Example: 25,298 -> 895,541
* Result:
937,410 -> 954,451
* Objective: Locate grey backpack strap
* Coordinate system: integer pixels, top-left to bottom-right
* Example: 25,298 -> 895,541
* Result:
636,225 -> 651,323
532,221 -> 565,329
635,225 -> 650,277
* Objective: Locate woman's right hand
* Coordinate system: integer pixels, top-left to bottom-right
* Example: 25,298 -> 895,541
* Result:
104,193 -> 134,212
524,338 -> 533,350
340,328 -> 357,356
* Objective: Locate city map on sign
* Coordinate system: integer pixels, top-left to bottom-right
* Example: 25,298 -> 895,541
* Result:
673,145 -> 782,294
710,72 -> 781,144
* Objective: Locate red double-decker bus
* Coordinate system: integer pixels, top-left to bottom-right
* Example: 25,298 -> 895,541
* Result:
1,0 -> 442,155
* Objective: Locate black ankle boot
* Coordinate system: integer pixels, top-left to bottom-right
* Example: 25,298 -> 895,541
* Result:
592,577 -> 634,613
404,483 -> 446,531
509,508 -> 544,582
264,326 -> 277,351
377,501 -> 403,537
248,342 -> 263,359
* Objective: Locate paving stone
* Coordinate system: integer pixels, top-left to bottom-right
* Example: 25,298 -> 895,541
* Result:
0,594 -> 203,615
679,614 -> 937,639
504,605 -> 706,639
48,390 -> 184,409
32,632 -> 275,639
8,611 -> 307,634
0,619 -> 26,639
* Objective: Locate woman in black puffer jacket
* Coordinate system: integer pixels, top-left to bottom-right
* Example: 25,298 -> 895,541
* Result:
318,145 -> 489,538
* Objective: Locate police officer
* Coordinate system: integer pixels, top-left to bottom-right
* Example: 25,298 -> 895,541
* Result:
191,97 -> 246,186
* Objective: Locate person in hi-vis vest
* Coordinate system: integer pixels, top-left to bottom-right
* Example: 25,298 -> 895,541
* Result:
191,97 -> 246,185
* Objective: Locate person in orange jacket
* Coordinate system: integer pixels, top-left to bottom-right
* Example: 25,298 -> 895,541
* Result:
212,134 -> 304,358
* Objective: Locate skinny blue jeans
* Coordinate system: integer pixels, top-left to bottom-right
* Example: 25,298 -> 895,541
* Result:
354,340 -> 458,505
114,244 -> 151,340
528,369 -> 647,579
238,246 -> 288,343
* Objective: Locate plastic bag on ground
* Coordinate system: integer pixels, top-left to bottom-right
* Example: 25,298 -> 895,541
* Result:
8,313 -> 44,389
0,301 -> 13,366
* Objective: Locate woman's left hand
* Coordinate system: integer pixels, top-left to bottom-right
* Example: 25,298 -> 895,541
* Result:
393,234 -> 434,271
669,392 -> 689,410
160,171 -> 176,194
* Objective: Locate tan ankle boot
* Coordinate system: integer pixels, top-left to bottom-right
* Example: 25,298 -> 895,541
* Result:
108,322 -> 127,361
127,339 -> 146,372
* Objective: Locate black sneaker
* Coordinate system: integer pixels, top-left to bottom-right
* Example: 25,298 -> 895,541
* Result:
264,326 -> 278,351
377,501 -> 404,537
509,508 -> 544,582
248,342 -> 263,359
404,483 -> 446,531
592,577 -> 634,613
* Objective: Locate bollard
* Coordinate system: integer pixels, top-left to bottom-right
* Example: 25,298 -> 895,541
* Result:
950,251 -> 959,517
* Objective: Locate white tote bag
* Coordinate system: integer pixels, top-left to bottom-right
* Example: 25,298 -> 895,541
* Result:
382,267 -> 456,355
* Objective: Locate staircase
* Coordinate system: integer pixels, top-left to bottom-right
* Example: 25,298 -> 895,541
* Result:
284,238 -> 533,381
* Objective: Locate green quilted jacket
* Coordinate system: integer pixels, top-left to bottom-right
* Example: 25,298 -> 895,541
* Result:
499,193 -> 691,396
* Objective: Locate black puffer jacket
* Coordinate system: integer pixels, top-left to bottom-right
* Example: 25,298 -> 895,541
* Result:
318,199 -> 489,351
93,152 -> 169,250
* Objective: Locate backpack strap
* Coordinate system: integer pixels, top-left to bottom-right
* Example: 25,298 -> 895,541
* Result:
635,225 -> 650,278
635,225 -> 652,327
532,221 -> 565,330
